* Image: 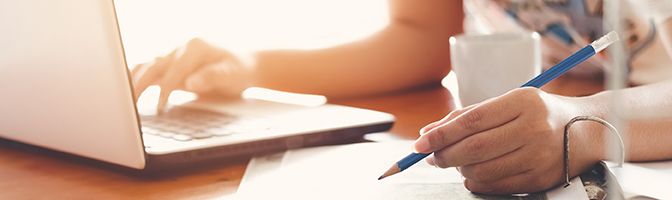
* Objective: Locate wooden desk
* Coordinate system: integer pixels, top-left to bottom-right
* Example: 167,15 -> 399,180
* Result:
0,76 -> 602,199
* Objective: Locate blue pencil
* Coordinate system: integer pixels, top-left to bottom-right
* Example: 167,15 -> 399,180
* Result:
378,31 -> 619,180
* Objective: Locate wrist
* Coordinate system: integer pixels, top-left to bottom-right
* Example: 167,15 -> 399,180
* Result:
214,51 -> 256,97
229,61 -> 255,96
230,50 -> 256,88
570,93 -> 610,162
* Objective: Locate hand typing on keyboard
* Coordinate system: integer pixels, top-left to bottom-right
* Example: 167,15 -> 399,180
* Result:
131,38 -> 252,114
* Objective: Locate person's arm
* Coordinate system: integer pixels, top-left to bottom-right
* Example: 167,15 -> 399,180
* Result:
587,80 -> 672,161
252,0 -> 464,97
412,80 -> 672,194
132,0 -> 464,112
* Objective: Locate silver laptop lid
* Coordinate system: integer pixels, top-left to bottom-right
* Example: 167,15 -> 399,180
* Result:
0,0 -> 146,169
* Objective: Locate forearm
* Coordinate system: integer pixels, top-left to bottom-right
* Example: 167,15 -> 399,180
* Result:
248,0 -> 463,98
251,23 -> 456,98
578,80 -> 672,162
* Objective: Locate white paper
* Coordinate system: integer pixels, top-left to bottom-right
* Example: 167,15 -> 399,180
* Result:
237,142 -> 587,200
546,178 -> 588,200
608,161 -> 672,199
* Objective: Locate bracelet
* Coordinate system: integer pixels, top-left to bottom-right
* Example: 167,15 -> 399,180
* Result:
562,116 -> 624,187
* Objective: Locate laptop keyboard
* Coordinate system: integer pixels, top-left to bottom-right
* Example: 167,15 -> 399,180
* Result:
140,106 -> 269,142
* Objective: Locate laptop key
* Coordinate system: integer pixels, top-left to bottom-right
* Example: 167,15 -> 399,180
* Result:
141,106 -> 245,142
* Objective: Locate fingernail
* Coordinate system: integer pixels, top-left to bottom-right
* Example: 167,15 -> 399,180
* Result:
419,124 -> 435,136
419,127 -> 436,136
414,138 -> 431,153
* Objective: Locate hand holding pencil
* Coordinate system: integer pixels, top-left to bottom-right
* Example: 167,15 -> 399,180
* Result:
378,32 -> 619,194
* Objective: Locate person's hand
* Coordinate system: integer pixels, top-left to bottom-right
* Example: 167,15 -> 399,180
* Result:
131,38 -> 252,113
414,88 -> 605,194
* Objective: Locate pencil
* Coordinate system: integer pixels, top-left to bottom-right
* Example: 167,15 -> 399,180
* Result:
378,31 -> 620,180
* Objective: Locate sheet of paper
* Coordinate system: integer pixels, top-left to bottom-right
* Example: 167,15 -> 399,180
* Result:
237,142 -> 586,200
608,161 -> 672,199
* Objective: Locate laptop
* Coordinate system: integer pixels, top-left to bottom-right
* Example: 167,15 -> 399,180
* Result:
0,0 -> 394,171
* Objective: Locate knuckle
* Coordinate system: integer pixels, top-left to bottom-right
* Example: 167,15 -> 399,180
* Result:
511,87 -> 543,102
445,110 -> 460,120
183,38 -> 212,56
449,106 -> 470,118
456,109 -> 483,131
462,137 -> 486,156
515,87 -> 538,95
427,129 -> 447,150
187,38 -> 207,48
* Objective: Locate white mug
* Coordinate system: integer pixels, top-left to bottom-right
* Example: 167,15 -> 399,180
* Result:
449,32 -> 541,107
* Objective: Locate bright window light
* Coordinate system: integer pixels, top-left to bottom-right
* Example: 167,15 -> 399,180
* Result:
114,0 -> 390,68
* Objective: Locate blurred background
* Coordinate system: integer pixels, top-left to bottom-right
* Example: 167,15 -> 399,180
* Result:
115,0 -> 389,68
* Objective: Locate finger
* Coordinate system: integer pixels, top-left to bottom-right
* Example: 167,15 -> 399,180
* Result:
457,147 -> 531,183
421,104 -> 479,134
184,62 -> 224,93
130,56 -> 169,80
414,93 -> 523,153
419,103 -> 480,135
426,155 -> 441,167
132,53 -> 175,100
156,86 -> 171,115
155,39 -> 222,112
130,63 -> 145,78
431,121 -> 523,167
464,171 -> 551,195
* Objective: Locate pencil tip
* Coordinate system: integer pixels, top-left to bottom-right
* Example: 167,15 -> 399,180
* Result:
377,165 -> 401,181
